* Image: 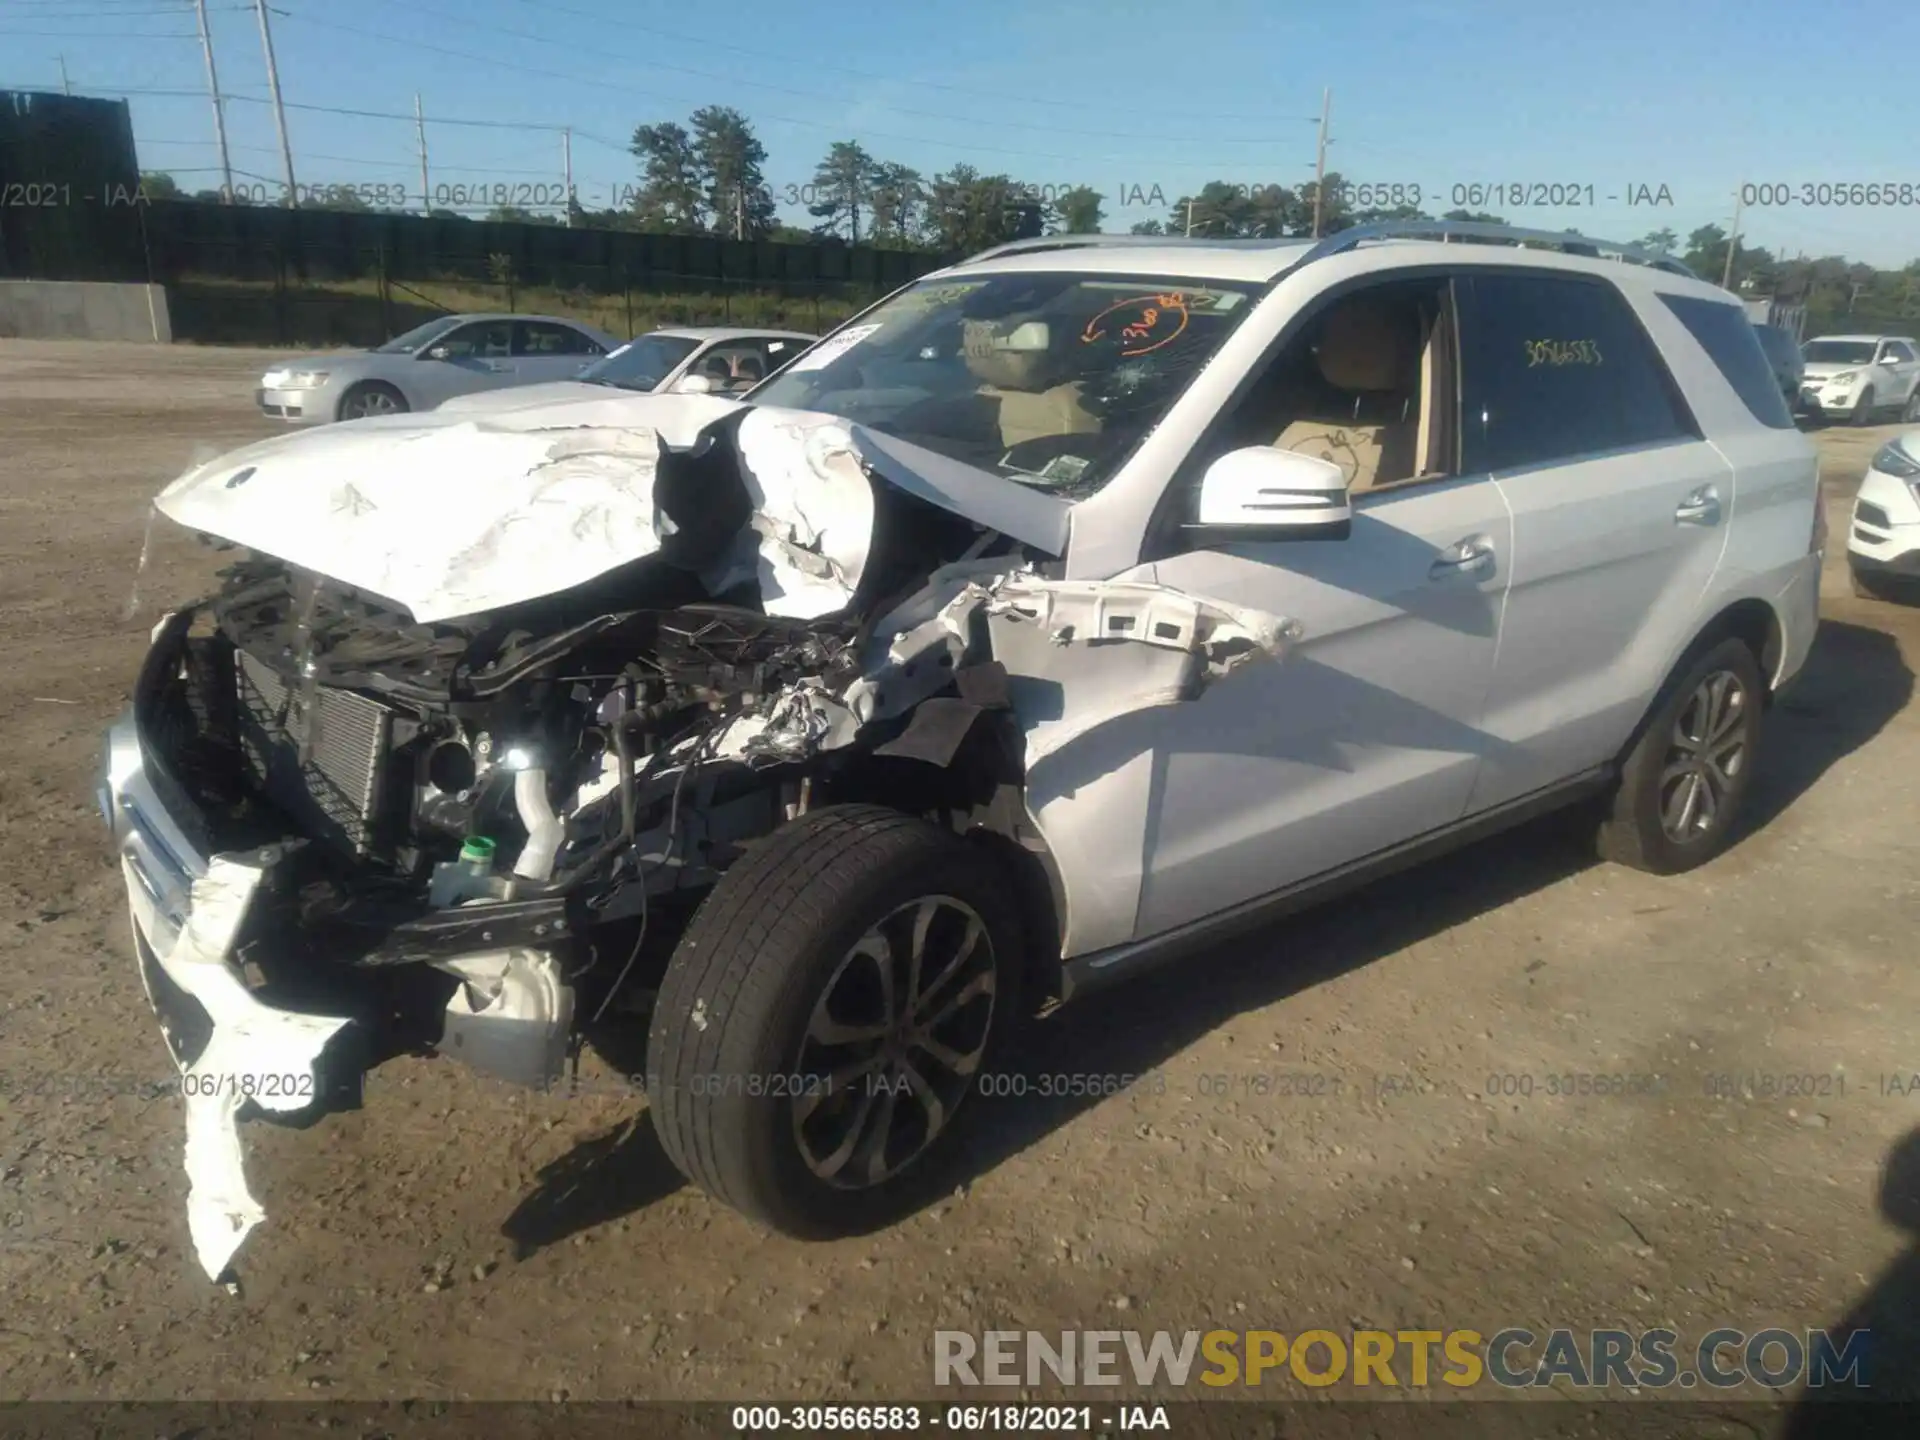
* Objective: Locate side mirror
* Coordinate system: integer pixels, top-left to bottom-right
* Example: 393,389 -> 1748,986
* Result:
424,344 -> 452,361
1191,446 -> 1352,541
674,372 -> 715,394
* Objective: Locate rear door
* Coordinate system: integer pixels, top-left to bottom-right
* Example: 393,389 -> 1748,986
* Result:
513,320 -> 604,384
1458,271 -> 1732,814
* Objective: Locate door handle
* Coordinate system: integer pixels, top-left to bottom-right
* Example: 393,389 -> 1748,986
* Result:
1428,536 -> 1496,581
1675,485 -> 1722,526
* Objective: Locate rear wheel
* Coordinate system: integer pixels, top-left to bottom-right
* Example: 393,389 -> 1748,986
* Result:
1595,637 -> 1763,875
1904,387 -> 1920,423
648,805 -> 1023,1237
337,381 -> 407,421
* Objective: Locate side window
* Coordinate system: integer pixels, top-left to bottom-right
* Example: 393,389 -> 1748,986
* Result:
435,320 -> 513,358
1888,341 -> 1916,363
1189,276 -> 1457,501
761,336 -> 803,373
1659,294 -> 1796,430
515,320 -> 597,356
1455,273 -> 1695,474
696,343 -> 771,392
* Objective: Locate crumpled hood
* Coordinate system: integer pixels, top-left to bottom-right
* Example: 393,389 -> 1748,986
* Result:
431,379 -> 625,414
152,392 -> 1070,624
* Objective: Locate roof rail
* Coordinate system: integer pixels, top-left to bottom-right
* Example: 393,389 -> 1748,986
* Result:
1293,219 -> 1699,278
956,220 -> 1700,280
956,233 -> 1287,265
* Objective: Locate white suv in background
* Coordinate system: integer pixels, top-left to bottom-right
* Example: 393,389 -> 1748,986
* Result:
1799,333 -> 1920,424
104,221 -> 1824,1272
1848,432 -> 1920,598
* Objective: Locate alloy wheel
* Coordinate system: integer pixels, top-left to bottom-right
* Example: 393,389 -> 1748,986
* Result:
791,896 -> 997,1189
345,389 -> 400,418
1658,669 -> 1749,843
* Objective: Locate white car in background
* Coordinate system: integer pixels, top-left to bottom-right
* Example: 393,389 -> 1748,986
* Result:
1798,334 -> 1920,425
254,313 -> 620,424
1848,432 -> 1920,598
432,326 -> 817,414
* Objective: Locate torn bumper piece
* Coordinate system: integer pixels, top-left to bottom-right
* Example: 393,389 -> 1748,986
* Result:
100,698 -> 574,1280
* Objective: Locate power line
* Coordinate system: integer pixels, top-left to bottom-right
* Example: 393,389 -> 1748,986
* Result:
0,27 -> 199,37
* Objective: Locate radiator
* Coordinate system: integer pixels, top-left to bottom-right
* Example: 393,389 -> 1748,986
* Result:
234,648 -> 392,856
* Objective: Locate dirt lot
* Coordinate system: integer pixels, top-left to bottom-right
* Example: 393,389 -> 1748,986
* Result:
3,337 -> 1920,1409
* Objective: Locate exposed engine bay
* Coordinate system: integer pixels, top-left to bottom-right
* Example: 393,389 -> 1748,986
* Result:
112,393 -> 1295,1278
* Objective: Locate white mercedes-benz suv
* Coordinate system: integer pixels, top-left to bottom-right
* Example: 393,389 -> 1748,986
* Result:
100,222 -> 1823,1278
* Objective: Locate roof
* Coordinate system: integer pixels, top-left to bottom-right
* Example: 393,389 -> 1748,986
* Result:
1807,332 -> 1915,343
648,325 -> 817,341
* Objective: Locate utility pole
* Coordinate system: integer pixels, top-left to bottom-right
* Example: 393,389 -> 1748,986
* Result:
736,181 -> 745,241
414,94 -> 430,217
562,126 -> 574,225
1310,87 -> 1331,238
57,55 -> 70,95
1185,197 -> 1194,237
253,0 -> 297,206
191,0 -> 234,201
1720,185 -> 1744,289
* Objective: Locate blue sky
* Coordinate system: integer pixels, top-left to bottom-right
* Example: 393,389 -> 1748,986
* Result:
7,0 -> 1920,265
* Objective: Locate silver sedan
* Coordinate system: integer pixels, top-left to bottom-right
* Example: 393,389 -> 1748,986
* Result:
254,313 -> 621,424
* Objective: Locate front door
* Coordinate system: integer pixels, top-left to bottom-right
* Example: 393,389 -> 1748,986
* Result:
1125,274 -> 1512,942
414,318 -> 519,405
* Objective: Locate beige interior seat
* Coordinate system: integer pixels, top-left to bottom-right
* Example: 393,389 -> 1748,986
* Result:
1271,297 -> 1424,494
961,320 -> 1100,449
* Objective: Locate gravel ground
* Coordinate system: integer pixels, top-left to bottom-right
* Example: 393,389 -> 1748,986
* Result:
2,338 -> 1918,1412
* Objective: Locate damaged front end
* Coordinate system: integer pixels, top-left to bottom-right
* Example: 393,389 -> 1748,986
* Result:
100,397 -> 1295,1278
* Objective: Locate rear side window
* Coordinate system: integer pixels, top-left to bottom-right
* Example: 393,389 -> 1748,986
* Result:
1456,273 -> 1696,474
1660,296 -> 1796,429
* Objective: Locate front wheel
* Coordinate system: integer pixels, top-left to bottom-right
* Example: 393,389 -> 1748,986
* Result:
1851,563 -> 1903,602
337,381 -> 408,421
1904,387 -> 1920,423
1852,386 -> 1878,426
648,805 -> 1024,1237
1594,637 -> 1764,875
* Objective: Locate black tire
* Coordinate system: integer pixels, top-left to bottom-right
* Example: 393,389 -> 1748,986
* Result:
1851,563 -> 1900,602
1852,386 -> 1877,426
648,805 -> 1024,1238
1905,387 -> 1920,423
336,381 -> 408,421
1595,636 -> 1764,875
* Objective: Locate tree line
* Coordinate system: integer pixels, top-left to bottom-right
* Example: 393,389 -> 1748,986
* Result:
136,99 -> 1920,328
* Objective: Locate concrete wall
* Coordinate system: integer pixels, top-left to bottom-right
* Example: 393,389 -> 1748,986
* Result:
0,280 -> 171,343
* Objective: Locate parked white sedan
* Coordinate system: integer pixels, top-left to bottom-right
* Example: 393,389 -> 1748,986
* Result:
432,326 -> 817,414
255,313 -> 620,424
